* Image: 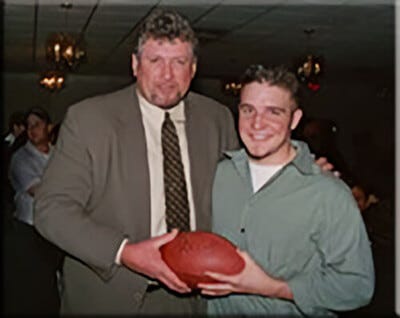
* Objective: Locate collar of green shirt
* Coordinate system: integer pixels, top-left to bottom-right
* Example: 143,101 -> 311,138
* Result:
223,139 -> 320,176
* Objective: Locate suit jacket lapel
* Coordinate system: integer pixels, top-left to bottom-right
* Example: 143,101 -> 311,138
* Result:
116,84 -> 151,241
185,96 -> 211,231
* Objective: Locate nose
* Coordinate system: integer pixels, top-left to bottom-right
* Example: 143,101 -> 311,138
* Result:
162,61 -> 174,80
251,113 -> 266,130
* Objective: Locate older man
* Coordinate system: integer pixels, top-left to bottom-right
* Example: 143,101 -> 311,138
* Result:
199,65 -> 374,317
34,9 -> 237,315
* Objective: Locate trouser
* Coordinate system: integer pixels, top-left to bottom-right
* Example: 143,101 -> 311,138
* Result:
3,219 -> 64,315
139,283 -> 207,315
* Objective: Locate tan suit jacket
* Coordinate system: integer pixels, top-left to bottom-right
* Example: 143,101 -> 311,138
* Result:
34,84 -> 238,314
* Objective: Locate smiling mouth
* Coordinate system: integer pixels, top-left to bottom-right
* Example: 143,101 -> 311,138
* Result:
251,133 -> 271,140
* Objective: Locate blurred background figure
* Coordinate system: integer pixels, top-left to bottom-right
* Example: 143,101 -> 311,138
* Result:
350,183 -> 379,213
341,177 -> 394,317
295,117 -> 351,180
4,107 -> 64,315
3,111 -> 27,151
2,111 -> 28,229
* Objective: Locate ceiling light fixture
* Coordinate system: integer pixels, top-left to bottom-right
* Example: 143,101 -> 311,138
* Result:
39,70 -> 66,91
39,1 -> 86,91
223,81 -> 242,96
296,28 -> 322,92
45,32 -> 86,69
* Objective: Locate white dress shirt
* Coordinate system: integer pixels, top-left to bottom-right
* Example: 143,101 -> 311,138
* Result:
115,92 -> 197,264
9,141 -> 52,225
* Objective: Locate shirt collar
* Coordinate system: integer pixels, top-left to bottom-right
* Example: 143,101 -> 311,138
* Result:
137,90 -> 185,123
224,140 -> 319,175
25,141 -> 53,159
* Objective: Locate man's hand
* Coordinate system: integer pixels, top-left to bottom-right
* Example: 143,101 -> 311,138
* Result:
198,249 -> 293,300
120,229 -> 191,293
315,156 -> 340,177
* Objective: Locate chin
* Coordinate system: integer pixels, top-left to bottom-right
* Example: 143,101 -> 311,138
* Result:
246,147 -> 270,160
154,94 -> 182,108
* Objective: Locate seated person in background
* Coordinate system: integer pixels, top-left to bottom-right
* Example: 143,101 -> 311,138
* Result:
199,65 -> 374,317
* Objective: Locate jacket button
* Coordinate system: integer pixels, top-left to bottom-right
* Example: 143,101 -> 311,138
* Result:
240,228 -> 245,233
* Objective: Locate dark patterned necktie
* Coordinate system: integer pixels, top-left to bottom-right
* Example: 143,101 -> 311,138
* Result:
162,112 -> 190,232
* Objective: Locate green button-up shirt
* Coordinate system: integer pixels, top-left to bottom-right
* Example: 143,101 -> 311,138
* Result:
208,140 -> 374,317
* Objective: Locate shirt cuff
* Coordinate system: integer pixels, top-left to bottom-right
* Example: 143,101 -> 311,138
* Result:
115,238 -> 129,265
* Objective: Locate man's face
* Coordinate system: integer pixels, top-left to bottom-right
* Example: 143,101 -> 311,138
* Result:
238,82 -> 302,165
131,38 -> 197,108
26,114 -> 49,146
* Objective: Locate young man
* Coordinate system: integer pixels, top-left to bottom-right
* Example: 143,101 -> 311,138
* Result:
199,65 -> 374,316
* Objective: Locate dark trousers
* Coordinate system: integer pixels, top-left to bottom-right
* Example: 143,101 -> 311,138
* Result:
139,285 -> 206,315
3,219 -> 64,315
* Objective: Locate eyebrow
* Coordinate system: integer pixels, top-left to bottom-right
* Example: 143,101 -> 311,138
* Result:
239,103 -> 288,112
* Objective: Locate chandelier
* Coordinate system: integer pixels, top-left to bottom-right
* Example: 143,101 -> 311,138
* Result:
39,70 -> 66,90
39,2 -> 86,91
45,32 -> 86,70
297,54 -> 322,91
223,81 -> 242,96
296,28 -> 323,92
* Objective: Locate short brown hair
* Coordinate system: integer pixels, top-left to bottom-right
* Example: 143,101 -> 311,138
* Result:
240,65 -> 300,109
25,107 -> 51,125
134,8 -> 199,58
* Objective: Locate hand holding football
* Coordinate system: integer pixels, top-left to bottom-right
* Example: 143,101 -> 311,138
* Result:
160,231 -> 245,288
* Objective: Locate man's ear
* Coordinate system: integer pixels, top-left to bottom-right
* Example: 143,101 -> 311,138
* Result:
131,53 -> 139,77
191,60 -> 197,79
290,108 -> 303,130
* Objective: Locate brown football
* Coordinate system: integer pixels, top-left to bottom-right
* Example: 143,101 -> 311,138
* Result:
160,231 -> 245,288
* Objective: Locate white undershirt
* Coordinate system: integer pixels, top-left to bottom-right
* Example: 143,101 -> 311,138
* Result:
249,160 -> 284,193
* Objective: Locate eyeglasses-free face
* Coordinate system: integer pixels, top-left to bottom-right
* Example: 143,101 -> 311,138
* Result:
238,81 -> 302,165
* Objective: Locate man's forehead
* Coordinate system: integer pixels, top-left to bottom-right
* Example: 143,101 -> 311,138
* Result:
241,86 -> 291,103
142,37 -> 190,49
27,114 -> 45,123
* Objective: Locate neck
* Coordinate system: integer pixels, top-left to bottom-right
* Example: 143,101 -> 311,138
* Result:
249,143 -> 297,166
35,143 -> 50,154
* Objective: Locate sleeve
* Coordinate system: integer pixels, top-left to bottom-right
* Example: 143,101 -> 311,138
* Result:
288,185 -> 375,316
34,107 -> 126,281
9,153 -> 40,194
